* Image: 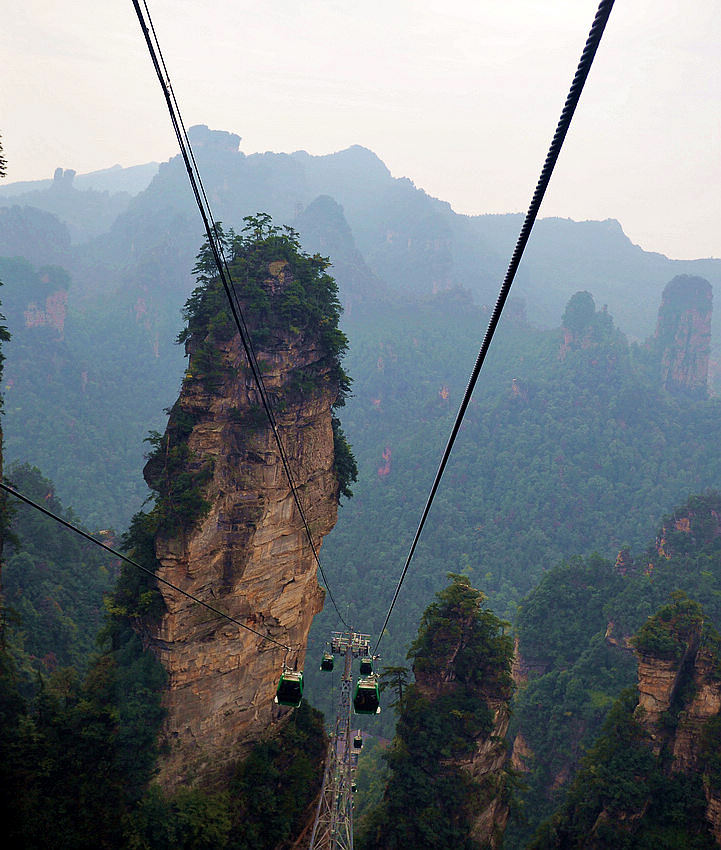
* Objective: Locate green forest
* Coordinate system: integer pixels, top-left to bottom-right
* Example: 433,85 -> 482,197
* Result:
506,491 -> 721,845
304,284 -> 721,727
1,141 -> 721,847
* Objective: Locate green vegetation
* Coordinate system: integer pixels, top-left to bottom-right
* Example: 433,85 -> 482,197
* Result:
307,290 -> 721,730
124,702 -> 326,850
528,590 -> 721,850
0,504 -> 167,849
0,632 -> 325,850
0,462 -> 326,848
508,494 -> 721,846
633,593 -> 704,659
2,463 -> 116,683
356,575 -> 514,850
142,416 -> 213,534
178,214 -> 351,407
332,416 -> 358,500
144,214 -> 356,532
4,149 -> 721,847
0,254 -> 178,530
0,218 -> 349,848
528,687 -> 716,849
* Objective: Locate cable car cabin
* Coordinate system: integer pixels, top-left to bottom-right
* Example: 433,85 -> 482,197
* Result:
353,734 -> 363,749
359,657 -> 373,676
275,670 -> 304,708
320,652 -> 334,672
353,676 -> 381,715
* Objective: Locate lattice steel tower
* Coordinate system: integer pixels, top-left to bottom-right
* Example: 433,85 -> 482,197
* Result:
308,632 -> 370,850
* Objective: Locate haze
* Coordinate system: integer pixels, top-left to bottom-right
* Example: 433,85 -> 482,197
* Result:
2,0 -> 719,260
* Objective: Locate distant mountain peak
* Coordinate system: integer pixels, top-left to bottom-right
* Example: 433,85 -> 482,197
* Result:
186,124 -> 241,152
655,274 -> 712,398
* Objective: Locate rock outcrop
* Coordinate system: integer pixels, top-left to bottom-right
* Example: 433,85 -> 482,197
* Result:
358,577 -> 513,850
415,663 -> 512,845
145,236 -> 348,790
654,274 -> 712,397
412,581 -> 514,848
633,597 -> 721,841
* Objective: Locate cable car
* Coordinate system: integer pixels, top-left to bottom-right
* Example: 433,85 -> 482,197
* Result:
353,676 -> 381,715
320,652 -> 334,672
275,669 -> 304,708
359,657 -> 373,676
353,733 -> 363,749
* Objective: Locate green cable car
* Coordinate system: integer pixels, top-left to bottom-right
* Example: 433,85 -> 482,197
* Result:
353,675 -> 381,715
353,733 -> 363,749
275,669 -> 304,708
320,652 -> 334,672
359,657 -> 373,676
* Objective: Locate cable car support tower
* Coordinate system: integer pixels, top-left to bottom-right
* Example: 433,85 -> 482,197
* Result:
308,632 -> 370,850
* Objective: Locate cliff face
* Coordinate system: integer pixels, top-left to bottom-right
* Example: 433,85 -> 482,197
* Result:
655,274 -> 712,397
146,246 -> 346,790
411,585 -> 514,848
358,577 -> 513,850
634,612 -> 721,842
415,670 -> 512,846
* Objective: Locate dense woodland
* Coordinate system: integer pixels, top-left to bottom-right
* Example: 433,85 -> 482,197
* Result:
1,143 -> 721,846
357,574 -> 514,849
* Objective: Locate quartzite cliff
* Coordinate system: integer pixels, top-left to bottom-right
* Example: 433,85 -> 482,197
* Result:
143,225 -> 350,789
655,274 -> 712,398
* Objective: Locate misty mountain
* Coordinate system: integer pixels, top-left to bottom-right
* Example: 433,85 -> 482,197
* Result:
3,127 -> 719,347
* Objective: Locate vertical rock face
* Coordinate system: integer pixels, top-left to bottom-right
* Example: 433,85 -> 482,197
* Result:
146,249 -> 346,790
655,274 -> 712,397
413,662 -> 512,848
411,582 -> 514,849
633,601 -> 721,840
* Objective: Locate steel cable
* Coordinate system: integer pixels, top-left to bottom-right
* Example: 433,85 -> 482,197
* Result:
373,0 -> 616,656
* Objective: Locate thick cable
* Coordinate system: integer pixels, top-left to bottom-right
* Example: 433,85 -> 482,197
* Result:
373,0 -> 616,656
131,0 -> 351,631
0,480 -> 292,652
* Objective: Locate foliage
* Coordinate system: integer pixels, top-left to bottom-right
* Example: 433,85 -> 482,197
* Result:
178,215 -> 351,408
356,575 -> 514,850
122,702 -> 326,850
0,275 -> 11,545
528,686 -> 717,848
0,619 -> 166,849
632,593 -> 704,659
508,494 -> 721,846
146,214 -> 356,532
353,736 -> 391,823
332,415 -> 358,500
306,288 -> 721,730
0,254 -> 177,530
226,702 -> 326,849
561,290 -> 596,334
108,504 -> 166,629
0,475 -> 326,849
2,463 -> 117,684
142,411 -> 213,534
515,553 -> 625,670
378,664 -> 410,711
409,573 -> 513,696
699,712 -> 721,791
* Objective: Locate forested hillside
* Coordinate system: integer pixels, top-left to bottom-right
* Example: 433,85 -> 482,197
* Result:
304,283 -> 721,722
1,132 -> 720,533
507,491 -> 721,846
2,137 -> 721,846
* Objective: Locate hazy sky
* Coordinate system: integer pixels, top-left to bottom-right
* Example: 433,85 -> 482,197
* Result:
2,0 -> 719,259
